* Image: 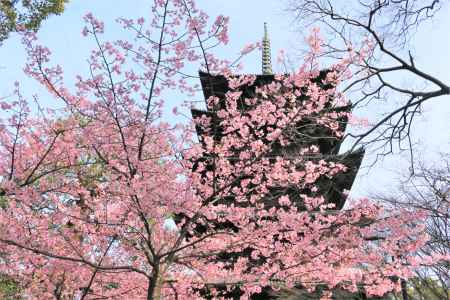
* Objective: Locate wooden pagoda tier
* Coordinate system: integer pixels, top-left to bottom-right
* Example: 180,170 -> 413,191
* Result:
185,71 -> 367,299
192,71 -> 365,211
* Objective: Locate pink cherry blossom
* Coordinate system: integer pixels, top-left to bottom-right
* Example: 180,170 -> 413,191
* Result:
0,1 -> 444,299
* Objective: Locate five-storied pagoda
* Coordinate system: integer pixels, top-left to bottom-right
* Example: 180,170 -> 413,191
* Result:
190,24 -> 367,299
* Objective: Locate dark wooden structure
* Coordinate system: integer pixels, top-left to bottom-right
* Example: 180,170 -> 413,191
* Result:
193,71 -> 364,210
187,70 -> 366,299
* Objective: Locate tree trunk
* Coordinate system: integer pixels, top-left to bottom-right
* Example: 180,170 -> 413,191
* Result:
147,268 -> 164,300
401,279 -> 409,300
147,273 -> 158,300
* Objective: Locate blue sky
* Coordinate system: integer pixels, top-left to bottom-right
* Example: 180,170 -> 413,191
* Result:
0,0 -> 448,199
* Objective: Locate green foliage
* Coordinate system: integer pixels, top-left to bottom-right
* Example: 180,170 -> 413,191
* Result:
0,0 -> 68,42
0,195 -> 8,209
104,282 -> 119,290
405,277 -> 450,300
0,274 -> 22,300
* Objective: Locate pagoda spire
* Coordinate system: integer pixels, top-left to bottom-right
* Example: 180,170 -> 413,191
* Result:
262,22 -> 273,75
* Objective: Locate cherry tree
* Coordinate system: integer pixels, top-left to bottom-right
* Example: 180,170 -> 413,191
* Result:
0,0 -> 445,299
286,1 -> 450,164
376,155 -> 450,300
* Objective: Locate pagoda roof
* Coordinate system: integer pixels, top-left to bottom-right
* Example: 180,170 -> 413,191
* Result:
191,71 -> 364,211
199,71 -> 275,102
